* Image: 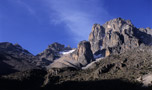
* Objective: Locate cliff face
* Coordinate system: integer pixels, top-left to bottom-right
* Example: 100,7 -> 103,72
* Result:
89,18 -> 152,56
72,41 -> 94,66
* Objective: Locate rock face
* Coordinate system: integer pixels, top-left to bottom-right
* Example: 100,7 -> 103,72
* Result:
0,42 -> 38,75
89,24 -> 105,53
49,41 -> 94,68
89,18 -> 152,56
72,41 -> 94,66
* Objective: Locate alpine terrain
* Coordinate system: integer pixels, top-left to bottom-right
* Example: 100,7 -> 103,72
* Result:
0,18 -> 152,90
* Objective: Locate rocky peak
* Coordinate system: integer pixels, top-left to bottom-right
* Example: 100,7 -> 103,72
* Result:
14,43 -> 22,49
0,42 -> 32,56
37,42 -> 72,64
48,42 -> 65,52
102,17 -> 134,34
89,18 -> 152,57
89,24 -> 105,53
0,42 -> 13,53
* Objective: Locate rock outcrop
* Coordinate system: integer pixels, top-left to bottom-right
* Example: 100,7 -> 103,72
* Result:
72,41 -> 94,66
89,18 -> 152,57
89,24 -> 105,53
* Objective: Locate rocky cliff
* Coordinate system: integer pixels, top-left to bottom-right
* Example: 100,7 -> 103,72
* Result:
89,18 -> 152,57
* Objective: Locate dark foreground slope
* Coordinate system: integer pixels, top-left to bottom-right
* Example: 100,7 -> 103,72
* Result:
44,80 -> 151,90
0,74 -> 152,90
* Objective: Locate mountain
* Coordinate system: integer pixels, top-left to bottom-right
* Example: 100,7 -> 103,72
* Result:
0,18 -> 152,90
37,42 -> 72,62
1,18 -> 151,72
0,42 -> 74,75
36,42 -> 73,67
0,42 -> 38,75
89,18 -> 152,57
48,18 -> 152,69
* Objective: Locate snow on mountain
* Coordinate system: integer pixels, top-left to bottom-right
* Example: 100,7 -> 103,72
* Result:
60,49 -> 76,55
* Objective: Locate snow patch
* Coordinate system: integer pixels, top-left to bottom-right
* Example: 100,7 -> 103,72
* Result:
60,49 -> 76,55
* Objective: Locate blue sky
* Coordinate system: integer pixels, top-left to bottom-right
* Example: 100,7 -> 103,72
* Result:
0,0 -> 151,55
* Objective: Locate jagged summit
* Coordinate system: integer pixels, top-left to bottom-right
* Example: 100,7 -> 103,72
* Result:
47,42 -> 65,51
89,18 -> 152,57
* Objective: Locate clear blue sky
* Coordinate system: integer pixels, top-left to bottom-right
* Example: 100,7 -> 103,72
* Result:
0,0 -> 151,55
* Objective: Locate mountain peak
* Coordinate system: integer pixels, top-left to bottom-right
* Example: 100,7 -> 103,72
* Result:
103,18 -> 133,33
89,18 -> 152,55
14,43 -> 23,50
48,42 -> 65,51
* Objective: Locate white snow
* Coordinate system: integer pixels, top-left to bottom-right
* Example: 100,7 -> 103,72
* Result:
60,49 -> 76,55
